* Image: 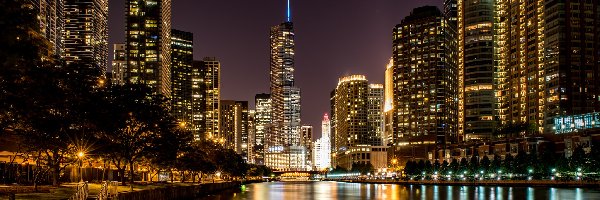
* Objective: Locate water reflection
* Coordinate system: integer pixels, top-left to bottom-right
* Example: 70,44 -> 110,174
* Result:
198,181 -> 600,200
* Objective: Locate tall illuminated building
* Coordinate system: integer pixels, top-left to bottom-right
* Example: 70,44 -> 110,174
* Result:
111,43 -> 126,85
392,6 -> 457,148
29,0 -> 64,55
313,114 -> 331,171
300,125 -> 313,169
203,57 -> 221,139
266,1 -> 303,170
125,0 -> 171,97
170,29 -> 202,138
248,110 -> 256,163
332,75 -> 387,170
456,0 -> 496,141
384,59 -> 394,146
190,61 -> 206,139
367,84 -> 384,146
62,0 -> 108,72
219,100 -> 248,158
544,0 -> 600,133
443,0 -> 457,27
254,93 -> 271,165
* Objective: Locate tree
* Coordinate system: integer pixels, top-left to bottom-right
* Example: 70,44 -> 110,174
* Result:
503,154 -> 514,173
351,162 -> 374,175
480,155 -> 491,174
458,158 -> 468,173
93,84 -> 174,185
448,158 -> 459,174
491,154 -> 502,173
177,141 -> 216,183
468,153 -> 479,174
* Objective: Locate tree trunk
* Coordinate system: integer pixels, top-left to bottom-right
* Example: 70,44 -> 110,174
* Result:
129,161 -> 135,185
52,165 -> 59,186
118,166 -> 126,186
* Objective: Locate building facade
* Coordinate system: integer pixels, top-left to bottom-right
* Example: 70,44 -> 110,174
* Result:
125,0 -> 171,96
29,0 -> 64,55
392,6 -> 458,148
253,93 -> 271,165
313,114 -> 332,171
456,0 -> 496,140
300,125 -> 313,169
267,17 -> 302,170
332,75 -> 387,169
203,57 -> 221,140
170,29 -> 194,132
219,100 -> 248,157
62,0 -> 108,72
111,43 -> 126,85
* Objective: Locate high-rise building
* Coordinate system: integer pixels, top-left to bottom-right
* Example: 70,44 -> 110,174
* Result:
219,100 -> 248,157
254,93 -> 271,165
266,2 -> 303,170
191,61 -> 206,139
332,75 -> 387,169
219,100 -> 237,150
486,0 -> 600,134
29,0 -> 64,55
313,114 -> 332,171
456,0 -> 496,141
111,43 -> 126,85
444,0 -> 457,27
62,0 -> 108,72
544,0 -> 600,133
384,59 -> 394,146
203,57 -> 221,140
248,110 -> 256,163
300,125 -> 313,169
392,6 -> 457,149
171,29 -> 193,130
124,0 -> 171,97
367,84 -> 385,146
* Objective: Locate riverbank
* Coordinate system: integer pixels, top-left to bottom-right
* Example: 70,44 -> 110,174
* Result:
334,179 -> 600,188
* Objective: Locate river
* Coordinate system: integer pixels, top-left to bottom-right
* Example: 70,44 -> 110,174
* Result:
198,181 -> 600,200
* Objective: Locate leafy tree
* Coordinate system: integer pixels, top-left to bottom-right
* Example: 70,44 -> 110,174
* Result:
440,160 -> 449,174
424,160 -> 433,174
351,162 -> 374,175
92,84 -> 173,184
480,155 -> 491,174
503,154 -> 514,173
570,145 -> 587,170
468,153 -> 479,174
448,158 -> 459,174
491,154 -> 502,173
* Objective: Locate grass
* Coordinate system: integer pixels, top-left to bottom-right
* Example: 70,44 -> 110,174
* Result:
0,181 -> 218,200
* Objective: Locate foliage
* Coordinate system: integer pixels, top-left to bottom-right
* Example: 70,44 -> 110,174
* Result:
351,162 -> 374,175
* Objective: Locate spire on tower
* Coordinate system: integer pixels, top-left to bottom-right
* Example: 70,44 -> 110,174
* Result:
286,0 -> 291,22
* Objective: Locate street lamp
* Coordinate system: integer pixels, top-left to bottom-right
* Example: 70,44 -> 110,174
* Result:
77,151 -> 85,182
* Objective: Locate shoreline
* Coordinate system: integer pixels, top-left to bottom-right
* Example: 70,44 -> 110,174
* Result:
331,179 -> 600,188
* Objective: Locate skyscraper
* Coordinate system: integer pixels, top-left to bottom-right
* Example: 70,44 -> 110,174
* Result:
332,75 -> 387,169
489,0 -> 600,134
203,57 -> 221,140
29,0 -> 64,55
254,93 -> 271,165
367,84 -> 385,146
313,114 -> 332,171
62,0 -> 108,72
300,125 -> 313,169
384,59 -> 394,146
170,29 -> 196,136
266,1 -> 302,170
392,6 -> 457,150
219,100 -> 248,157
456,0 -> 496,140
111,43 -> 126,85
191,61 -> 206,139
125,0 -> 171,97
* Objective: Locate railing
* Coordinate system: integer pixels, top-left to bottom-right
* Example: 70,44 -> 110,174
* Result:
69,182 -> 88,200
98,181 -> 119,200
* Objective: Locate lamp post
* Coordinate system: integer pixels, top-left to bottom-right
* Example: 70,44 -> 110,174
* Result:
77,151 -> 85,182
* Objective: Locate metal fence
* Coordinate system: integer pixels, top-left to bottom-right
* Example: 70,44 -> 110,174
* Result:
68,182 -> 88,200
98,181 -> 119,200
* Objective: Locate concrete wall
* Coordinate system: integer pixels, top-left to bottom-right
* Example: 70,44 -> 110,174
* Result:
116,182 -> 241,200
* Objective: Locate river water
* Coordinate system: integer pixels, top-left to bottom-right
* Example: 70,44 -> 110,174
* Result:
198,181 -> 600,200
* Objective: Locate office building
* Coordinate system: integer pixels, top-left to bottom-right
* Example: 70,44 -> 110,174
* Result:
392,6 -> 458,148
63,0 -> 108,72
124,0 -> 171,96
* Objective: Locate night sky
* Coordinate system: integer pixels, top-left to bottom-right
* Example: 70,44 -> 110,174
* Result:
108,0 -> 443,138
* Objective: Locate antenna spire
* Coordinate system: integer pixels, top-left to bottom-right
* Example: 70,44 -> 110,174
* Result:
286,0 -> 291,22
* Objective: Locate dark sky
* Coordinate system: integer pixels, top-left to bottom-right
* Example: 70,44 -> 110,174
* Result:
108,0 -> 443,138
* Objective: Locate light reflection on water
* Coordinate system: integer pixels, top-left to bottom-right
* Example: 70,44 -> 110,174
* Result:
198,181 -> 600,200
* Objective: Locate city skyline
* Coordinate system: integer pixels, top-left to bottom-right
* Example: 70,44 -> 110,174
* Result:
108,0 -> 444,135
